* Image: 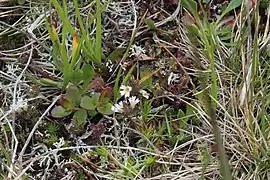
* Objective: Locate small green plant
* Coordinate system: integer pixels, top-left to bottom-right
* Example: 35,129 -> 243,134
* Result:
51,84 -> 113,128
44,122 -> 59,146
198,143 -> 211,179
44,0 -> 109,88
141,100 -> 153,121
46,122 -> 58,134
42,0 -> 115,129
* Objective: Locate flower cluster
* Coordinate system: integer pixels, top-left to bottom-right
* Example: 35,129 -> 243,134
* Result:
111,85 -> 140,113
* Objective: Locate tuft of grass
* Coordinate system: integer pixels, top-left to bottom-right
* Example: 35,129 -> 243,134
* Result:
181,0 -> 270,179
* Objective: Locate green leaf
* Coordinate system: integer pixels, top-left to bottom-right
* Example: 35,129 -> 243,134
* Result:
224,0 -> 242,15
82,64 -> 95,89
106,48 -> 125,61
177,109 -> 185,119
186,24 -> 200,36
186,104 -> 194,117
140,69 -> 153,89
217,27 -> 233,35
97,103 -> 113,115
82,43 -> 96,63
80,94 -> 99,110
122,64 -> 136,85
68,37 -> 82,79
95,0 -> 102,66
51,106 -> 72,118
0,141 -> 11,166
66,85 -> 81,106
218,0 -> 242,22
59,96 -> 73,109
52,0 -> 75,35
73,109 -> 87,127
114,68 -> 122,102
177,131 -> 185,141
221,41 -> 237,47
181,0 -> 198,17
101,97 -> 111,104
144,19 -> 157,30
220,35 -> 233,41
39,78 -> 63,87
70,69 -> 83,85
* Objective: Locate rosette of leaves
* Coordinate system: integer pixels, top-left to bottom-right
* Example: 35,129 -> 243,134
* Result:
51,81 -> 113,129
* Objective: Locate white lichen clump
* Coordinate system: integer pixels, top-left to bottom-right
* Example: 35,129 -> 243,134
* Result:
168,72 -> 180,85
130,44 -> 146,57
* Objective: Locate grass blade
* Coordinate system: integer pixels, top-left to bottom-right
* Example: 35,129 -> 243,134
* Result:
95,0 -> 102,65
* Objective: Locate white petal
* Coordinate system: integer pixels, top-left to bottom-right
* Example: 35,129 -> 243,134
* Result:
111,101 -> 124,113
129,96 -> 140,109
120,85 -> 126,90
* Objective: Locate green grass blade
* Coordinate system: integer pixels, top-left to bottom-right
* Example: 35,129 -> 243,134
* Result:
122,64 -> 136,85
52,0 -> 75,35
114,68 -> 122,102
95,0 -> 102,65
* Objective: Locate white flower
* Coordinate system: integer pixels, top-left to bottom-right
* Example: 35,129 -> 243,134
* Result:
120,85 -> 132,98
111,101 -> 124,113
139,90 -> 150,99
128,96 -> 140,109
168,72 -> 180,85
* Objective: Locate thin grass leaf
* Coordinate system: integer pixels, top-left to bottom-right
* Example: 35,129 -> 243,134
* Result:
181,0 -> 198,18
96,0 -> 102,65
82,45 -> 96,63
0,143 -> 11,166
165,109 -> 173,140
209,96 -> 233,180
40,78 -> 63,87
122,64 -> 136,85
73,0 -> 99,64
87,1 -> 111,30
139,68 -> 160,85
217,0 -> 243,23
106,48 -> 125,61
52,0 -> 75,35
207,25 -> 218,108
114,68 -> 122,102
